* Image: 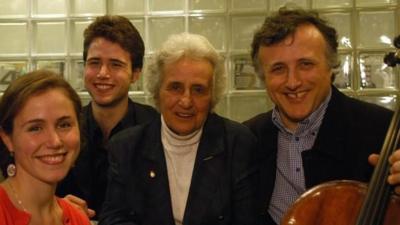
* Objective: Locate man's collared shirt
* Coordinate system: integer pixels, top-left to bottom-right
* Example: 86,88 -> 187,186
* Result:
268,90 -> 332,224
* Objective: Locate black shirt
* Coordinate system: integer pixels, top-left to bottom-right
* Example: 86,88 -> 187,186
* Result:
56,99 -> 158,219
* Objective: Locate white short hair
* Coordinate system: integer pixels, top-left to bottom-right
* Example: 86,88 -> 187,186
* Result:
145,32 -> 226,111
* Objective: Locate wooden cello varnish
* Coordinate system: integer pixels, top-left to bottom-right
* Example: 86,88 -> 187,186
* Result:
281,95 -> 400,225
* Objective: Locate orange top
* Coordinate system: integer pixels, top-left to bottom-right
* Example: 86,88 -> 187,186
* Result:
0,185 -> 90,225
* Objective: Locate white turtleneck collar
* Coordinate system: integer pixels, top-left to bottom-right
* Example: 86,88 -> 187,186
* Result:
161,115 -> 203,149
160,115 -> 204,225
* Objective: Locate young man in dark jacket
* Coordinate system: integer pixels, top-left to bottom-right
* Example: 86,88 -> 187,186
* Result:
57,15 -> 158,220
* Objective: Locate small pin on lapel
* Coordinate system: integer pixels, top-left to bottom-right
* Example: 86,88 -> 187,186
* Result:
203,156 -> 214,161
149,170 -> 156,178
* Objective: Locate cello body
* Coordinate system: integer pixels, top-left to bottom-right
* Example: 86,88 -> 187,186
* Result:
281,180 -> 400,225
282,67 -> 400,224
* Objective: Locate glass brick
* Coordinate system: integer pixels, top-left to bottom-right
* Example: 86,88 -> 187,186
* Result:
141,95 -> 156,108
358,53 -> 397,89
270,0 -> 308,11
149,0 -> 184,13
189,0 -> 226,12
80,94 -> 92,105
334,54 -> 352,89
231,55 -> 264,90
0,0 -> 28,18
358,11 -> 395,48
0,22 -> 28,55
148,17 -> 184,52
33,0 -> 66,17
129,94 -> 147,105
231,16 -> 265,51
109,0 -> 144,15
356,0 -> 397,7
130,72 -> 143,92
71,0 -> 106,16
130,19 -> 145,45
189,16 -> 226,51
35,60 -> 66,76
0,61 -> 27,91
312,0 -> 351,9
358,95 -> 397,110
71,59 -> 86,91
231,0 -> 267,11
71,20 -> 92,54
33,21 -> 66,54
214,95 -> 228,118
322,12 -> 352,48
229,93 -> 271,122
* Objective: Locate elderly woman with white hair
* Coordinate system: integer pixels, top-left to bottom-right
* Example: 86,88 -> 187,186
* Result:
99,32 -> 258,225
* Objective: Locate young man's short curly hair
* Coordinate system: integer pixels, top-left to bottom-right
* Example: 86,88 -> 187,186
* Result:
83,15 -> 145,71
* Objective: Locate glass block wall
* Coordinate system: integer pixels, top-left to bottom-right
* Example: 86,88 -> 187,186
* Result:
0,0 -> 398,122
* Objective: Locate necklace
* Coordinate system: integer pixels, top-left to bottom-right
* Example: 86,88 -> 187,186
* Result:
7,181 -> 28,212
6,181 -> 64,225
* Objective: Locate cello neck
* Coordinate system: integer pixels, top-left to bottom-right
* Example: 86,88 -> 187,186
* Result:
355,102 -> 399,225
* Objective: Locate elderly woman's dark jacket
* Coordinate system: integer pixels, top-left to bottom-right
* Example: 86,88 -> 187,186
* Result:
99,113 -> 258,225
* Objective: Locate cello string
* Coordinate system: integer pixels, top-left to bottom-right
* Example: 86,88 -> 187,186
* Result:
355,101 -> 400,225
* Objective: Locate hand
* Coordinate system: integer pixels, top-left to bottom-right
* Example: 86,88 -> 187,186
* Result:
388,150 -> 400,195
64,194 -> 96,218
368,150 -> 400,195
368,153 -> 379,166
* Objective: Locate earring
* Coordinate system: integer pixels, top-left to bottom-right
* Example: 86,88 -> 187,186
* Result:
7,164 -> 16,177
7,152 -> 16,177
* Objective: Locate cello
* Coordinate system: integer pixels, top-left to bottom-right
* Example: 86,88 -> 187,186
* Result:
281,36 -> 400,225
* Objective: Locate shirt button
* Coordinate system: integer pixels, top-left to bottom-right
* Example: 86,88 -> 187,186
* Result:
295,137 -> 299,141
296,168 -> 301,172
218,215 -> 224,220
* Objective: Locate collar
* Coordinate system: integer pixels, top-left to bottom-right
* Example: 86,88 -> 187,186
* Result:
84,99 -> 137,143
161,115 -> 203,147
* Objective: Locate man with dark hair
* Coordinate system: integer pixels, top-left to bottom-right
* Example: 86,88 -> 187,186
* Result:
57,15 -> 158,219
244,8 -> 400,224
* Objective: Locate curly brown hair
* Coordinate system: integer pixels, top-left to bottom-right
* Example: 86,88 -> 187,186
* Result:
251,8 -> 339,80
83,15 -> 145,71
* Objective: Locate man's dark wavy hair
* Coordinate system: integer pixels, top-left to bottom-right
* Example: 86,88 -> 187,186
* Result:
251,7 -> 339,80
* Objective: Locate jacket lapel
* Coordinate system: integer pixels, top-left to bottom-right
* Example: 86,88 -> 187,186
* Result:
303,86 -> 348,188
141,119 -> 176,225
183,114 -> 225,225
72,105 -> 97,199
72,146 -> 94,198
257,114 -> 278,213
